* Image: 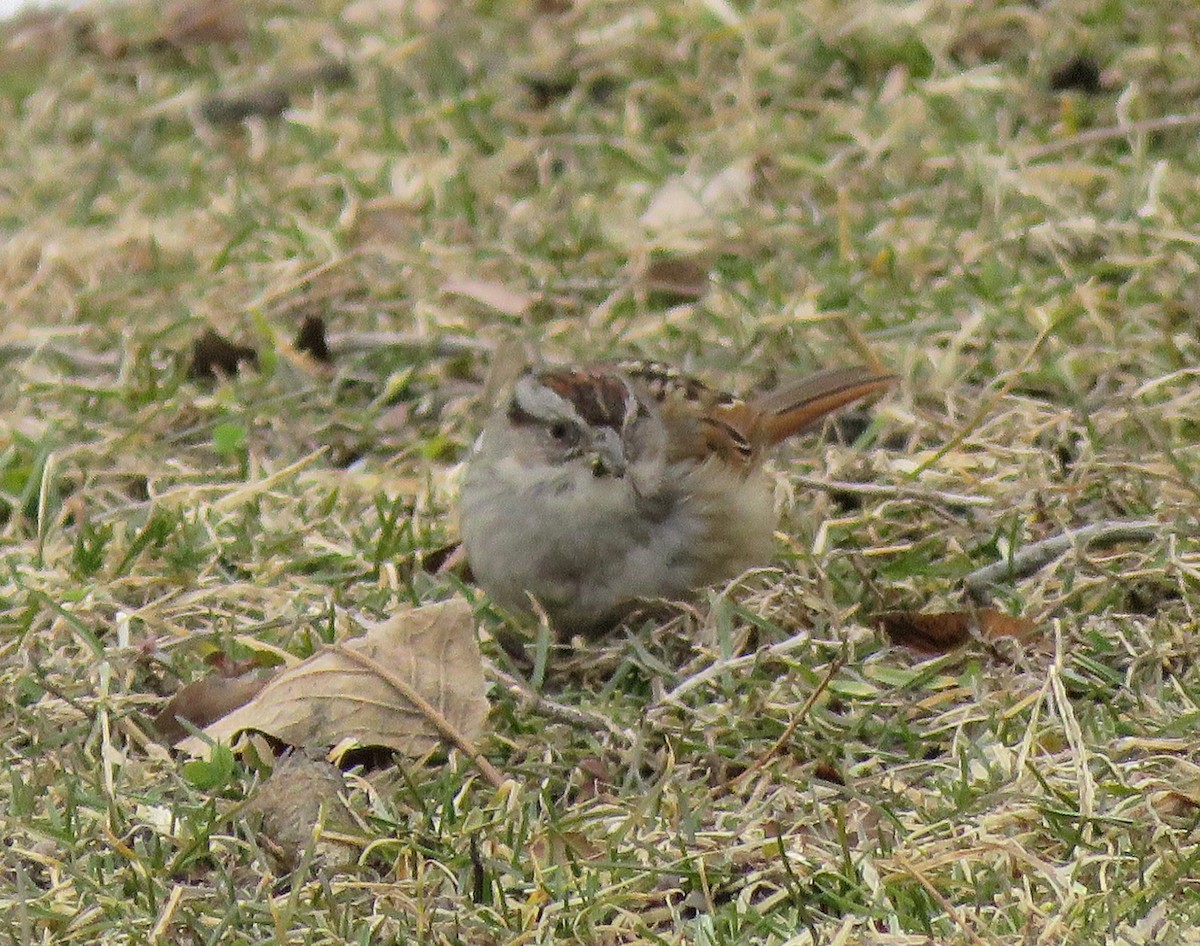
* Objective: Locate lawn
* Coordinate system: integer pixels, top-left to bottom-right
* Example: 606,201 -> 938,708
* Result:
2,0 -> 1199,943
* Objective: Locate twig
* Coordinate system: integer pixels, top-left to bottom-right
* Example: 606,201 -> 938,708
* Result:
0,339 -> 119,371
327,330 -> 493,357
964,519 -> 1163,597
332,644 -> 507,790
892,853 -> 989,946
650,630 -> 818,714
1023,112 -> 1200,162
792,474 -> 992,509
486,661 -> 631,743
723,652 -> 845,793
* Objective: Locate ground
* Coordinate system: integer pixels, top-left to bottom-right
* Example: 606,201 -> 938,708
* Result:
1,0 -> 1199,943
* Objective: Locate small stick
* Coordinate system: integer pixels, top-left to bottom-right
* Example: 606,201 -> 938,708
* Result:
327,330 -> 493,357
486,661 -> 631,743
0,340 -> 119,371
1023,112 -> 1200,162
792,474 -> 993,509
651,631 -> 817,712
333,644 -> 507,790
964,519 -> 1163,596
723,653 -> 845,793
892,854 -> 989,946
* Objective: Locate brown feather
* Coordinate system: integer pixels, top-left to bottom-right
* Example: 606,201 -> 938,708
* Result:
738,366 -> 894,447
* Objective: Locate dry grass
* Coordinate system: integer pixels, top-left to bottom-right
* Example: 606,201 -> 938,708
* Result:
2,0 -> 1199,942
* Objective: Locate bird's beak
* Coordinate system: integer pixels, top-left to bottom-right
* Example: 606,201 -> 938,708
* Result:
589,428 -> 627,478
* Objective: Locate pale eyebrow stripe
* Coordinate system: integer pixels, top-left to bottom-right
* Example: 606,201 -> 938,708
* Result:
509,374 -> 583,426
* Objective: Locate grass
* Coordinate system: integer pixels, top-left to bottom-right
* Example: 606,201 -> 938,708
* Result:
2,0 -> 1200,942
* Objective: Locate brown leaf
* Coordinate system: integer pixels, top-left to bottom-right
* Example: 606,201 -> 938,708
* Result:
4,10 -> 93,58
573,756 -> 613,803
350,197 -> 419,244
876,609 -> 1040,654
812,761 -> 846,785
201,88 -> 291,125
1050,55 -> 1103,94
640,162 -> 753,238
155,672 -> 273,744
294,314 -> 332,364
200,61 -> 352,126
1151,789 -> 1200,819
188,328 -> 258,380
162,0 -> 247,47
442,276 -> 536,318
642,256 -> 710,301
178,599 -> 488,761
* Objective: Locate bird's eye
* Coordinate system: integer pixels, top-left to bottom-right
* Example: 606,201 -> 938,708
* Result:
549,422 -> 572,442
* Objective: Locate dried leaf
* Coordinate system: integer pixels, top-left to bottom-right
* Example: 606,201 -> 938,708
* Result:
574,756 -> 613,803
640,161 -> 753,236
178,599 -> 488,761
1150,789 -> 1200,819
812,762 -> 846,785
162,0 -> 247,47
977,609 -> 1041,642
155,672 -> 273,744
188,328 -> 258,380
1050,55 -> 1103,94
203,651 -> 260,677
642,256 -> 710,301
4,10 -> 93,57
200,62 -> 352,125
350,196 -> 419,244
442,276 -> 536,318
294,314 -> 332,364
876,608 -> 1039,654
201,88 -> 290,125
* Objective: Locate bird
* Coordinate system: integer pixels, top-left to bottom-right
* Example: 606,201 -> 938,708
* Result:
459,358 -> 893,636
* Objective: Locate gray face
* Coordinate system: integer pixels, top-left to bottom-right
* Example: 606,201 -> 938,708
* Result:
506,369 -> 653,478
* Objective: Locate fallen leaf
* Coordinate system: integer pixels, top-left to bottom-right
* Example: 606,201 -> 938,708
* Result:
812,762 -> 846,785
178,599 -> 488,762
203,651 -> 260,677
1049,55 -> 1103,94
294,314 -> 332,364
442,275 -> 536,318
573,756 -> 613,803
949,21 -> 1029,66
3,9 -> 93,57
640,161 -> 753,237
642,255 -> 710,301
1150,789 -> 1200,819
201,88 -> 290,125
199,61 -> 352,126
876,609 -> 1040,654
523,72 -> 577,108
155,672 -> 274,744
350,196 -> 419,244
188,327 -> 258,380
162,0 -> 247,47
